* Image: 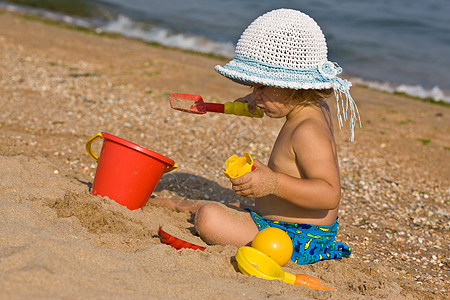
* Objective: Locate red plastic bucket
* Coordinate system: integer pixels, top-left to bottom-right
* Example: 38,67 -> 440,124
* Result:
86,132 -> 177,210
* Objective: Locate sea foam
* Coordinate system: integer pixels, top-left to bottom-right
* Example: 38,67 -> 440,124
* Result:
2,2 -> 448,104
101,14 -> 235,58
352,78 -> 450,104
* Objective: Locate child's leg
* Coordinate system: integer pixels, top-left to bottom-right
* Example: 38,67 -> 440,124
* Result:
149,197 -> 259,247
194,203 -> 259,247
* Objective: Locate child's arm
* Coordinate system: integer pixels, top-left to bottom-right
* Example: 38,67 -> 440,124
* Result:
231,122 -> 341,210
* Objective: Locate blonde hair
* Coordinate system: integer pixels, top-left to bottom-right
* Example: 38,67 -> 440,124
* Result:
287,89 -> 333,106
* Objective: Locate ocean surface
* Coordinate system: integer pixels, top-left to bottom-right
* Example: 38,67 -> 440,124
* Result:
2,0 -> 449,103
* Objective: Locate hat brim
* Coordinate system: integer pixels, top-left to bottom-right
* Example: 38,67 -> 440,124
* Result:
215,56 -> 336,90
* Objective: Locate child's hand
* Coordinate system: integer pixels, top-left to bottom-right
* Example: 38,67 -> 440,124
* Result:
230,160 -> 279,198
234,93 -> 257,113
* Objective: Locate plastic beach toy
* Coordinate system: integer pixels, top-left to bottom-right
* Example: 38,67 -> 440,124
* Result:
223,152 -> 255,179
235,246 -> 336,291
86,132 -> 177,210
251,227 -> 293,266
169,93 -> 263,118
158,227 -> 205,251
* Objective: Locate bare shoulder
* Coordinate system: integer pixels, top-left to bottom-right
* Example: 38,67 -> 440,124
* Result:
289,109 -> 338,179
289,107 -> 337,164
291,115 -> 334,148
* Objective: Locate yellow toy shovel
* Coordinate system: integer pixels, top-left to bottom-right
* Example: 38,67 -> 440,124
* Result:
235,246 -> 336,291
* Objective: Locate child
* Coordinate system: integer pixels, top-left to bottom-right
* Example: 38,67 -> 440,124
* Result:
151,8 -> 359,265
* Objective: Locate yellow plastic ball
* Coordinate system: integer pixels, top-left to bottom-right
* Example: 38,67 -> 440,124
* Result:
251,227 -> 293,266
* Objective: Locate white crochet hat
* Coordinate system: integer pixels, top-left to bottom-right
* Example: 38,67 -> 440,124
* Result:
215,8 -> 360,141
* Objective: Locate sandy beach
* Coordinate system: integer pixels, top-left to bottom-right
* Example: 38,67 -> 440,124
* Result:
0,10 -> 448,299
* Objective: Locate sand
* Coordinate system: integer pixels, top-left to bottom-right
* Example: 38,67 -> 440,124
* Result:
0,10 -> 448,299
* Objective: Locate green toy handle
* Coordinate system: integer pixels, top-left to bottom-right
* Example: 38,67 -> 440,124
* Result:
224,102 -> 264,118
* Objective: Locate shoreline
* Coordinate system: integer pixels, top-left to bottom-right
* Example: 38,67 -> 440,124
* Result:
1,5 -> 449,105
0,9 -> 448,299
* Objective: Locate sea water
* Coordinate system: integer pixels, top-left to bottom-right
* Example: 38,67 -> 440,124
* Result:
1,0 -> 449,103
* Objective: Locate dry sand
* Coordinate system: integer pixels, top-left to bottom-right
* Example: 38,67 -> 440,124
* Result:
0,10 -> 448,299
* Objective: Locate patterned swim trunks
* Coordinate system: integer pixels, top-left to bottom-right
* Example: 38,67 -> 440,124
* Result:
246,209 -> 351,265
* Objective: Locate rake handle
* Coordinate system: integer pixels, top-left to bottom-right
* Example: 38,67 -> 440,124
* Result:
204,103 -> 225,113
206,102 -> 263,118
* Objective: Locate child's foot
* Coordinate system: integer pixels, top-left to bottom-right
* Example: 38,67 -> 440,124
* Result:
148,197 -> 207,213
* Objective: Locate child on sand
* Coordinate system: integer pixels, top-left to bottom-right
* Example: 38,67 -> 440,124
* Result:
151,8 -> 359,265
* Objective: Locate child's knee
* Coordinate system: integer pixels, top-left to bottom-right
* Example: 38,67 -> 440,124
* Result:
194,203 -> 224,242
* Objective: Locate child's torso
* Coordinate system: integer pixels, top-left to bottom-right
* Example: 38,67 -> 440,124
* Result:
255,103 -> 339,226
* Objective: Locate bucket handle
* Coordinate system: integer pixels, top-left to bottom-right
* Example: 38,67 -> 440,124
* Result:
86,132 -> 178,172
165,164 -> 178,173
86,132 -> 103,162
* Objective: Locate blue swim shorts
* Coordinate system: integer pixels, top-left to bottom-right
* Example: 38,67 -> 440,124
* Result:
246,209 -> 351,265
